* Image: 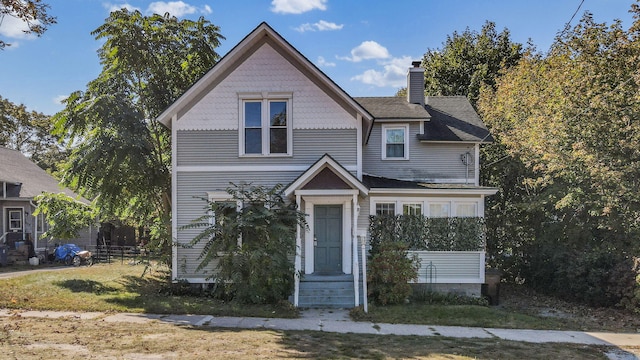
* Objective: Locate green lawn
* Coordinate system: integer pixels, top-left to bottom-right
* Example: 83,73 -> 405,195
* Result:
1,262 -> 635,332
0,263 -> 297,318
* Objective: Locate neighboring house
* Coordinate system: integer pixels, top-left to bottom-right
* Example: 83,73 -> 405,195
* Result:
158,23 -> 498,307
0,147 -> 94,258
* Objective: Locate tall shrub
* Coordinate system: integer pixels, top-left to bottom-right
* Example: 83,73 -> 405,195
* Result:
184,183 -> 307,304
368,241 -> 419,305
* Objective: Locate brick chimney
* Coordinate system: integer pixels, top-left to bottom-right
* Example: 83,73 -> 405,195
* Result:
407,61 -> 424,106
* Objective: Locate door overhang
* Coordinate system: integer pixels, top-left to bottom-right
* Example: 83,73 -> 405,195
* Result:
284,154 -> 368,198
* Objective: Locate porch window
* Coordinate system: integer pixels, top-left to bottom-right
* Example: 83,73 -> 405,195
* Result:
429,203 -> 450,218
240,93 -> 292,156
382,124 -> 409,160
403,203 -> 422,216
455,203 -> 478,217
375,203 -> 395,216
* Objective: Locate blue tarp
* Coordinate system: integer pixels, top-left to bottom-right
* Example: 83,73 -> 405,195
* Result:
54,244 -> 82,261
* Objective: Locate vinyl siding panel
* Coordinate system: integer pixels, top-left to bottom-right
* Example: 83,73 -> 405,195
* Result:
176,129 -> 357,166
363,122 -> 477,182
176,43 -> 357,131
175,170 -> 302,279
410,251 -> 484,283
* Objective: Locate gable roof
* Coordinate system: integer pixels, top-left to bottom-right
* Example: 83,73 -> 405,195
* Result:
284,154 -> 368,197
0,147 -> 80,199
354,97 -> 431,120
157,22 -> 374,132
419,96 -> 493,143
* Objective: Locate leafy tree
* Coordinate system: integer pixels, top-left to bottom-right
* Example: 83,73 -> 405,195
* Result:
53,9 -> 224,258
33,192 -> 96,241
0,95 -> 64,174
402,21 -> 530,278
420,21 -> 524,106
0,0 -> 56,49
184,183 -> 307,304
478,5 -> 640,307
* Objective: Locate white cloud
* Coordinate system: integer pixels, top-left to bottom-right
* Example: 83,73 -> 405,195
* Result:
271,0 -> 327,14
0,13 -> 38,40
103,2 -> 211,17
295,20 -> 343,33
147,1 -> 196,17
103,3 -> 141,13
317,56 -> 335,67
351,56 -> 413,88
339,41 -> 390,62
54,95 -> 68,105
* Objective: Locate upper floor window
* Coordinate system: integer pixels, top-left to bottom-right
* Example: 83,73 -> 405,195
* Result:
240,93 -> 292,156
382,124 -> 409,160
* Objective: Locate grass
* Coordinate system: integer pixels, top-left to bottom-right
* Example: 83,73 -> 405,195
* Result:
0,263 -> 297,318
351,303 -> 570,330
2,262 -> 638,333
0,316 -> 617,359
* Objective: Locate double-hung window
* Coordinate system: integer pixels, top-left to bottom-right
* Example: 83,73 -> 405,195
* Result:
382,124 -> 409,160
8,209 -> 22,231
240,93 -> 292,156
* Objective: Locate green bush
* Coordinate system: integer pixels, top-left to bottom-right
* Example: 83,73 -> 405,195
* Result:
522,242 -> 640,309
183,183 -> 307,304
368,241 -> 419,305
369,215 -> 486,252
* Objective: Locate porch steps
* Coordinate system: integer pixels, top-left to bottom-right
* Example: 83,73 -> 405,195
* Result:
298,274 -> 355,308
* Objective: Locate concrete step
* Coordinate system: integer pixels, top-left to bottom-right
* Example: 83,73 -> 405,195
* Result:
299,275 -> 355,308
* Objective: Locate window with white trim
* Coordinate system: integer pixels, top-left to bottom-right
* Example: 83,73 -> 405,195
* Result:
429,203 -> 450,218
402,203 -> 422,216
382,124 -> 409,160
8,210 -> 22,231
455,203 -> 478,217
240,94 -> 292,156
375,203 -> 396,216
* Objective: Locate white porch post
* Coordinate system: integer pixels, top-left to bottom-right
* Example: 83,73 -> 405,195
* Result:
294,194 -> 302,307
361,236 -> 368,313
352,193 -> 360,307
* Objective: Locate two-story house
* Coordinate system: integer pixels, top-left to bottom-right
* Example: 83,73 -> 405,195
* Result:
158,22 -> 497,308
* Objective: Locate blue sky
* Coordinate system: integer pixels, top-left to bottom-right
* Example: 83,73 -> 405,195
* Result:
0,0 -> 636,115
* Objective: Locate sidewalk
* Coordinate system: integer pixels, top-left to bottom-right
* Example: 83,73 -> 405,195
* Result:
2,307 -> 640,348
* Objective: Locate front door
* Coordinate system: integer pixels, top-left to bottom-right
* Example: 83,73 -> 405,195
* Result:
314,205 -> 342,274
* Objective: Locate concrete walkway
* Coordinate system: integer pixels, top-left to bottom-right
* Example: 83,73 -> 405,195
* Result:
2,307 -> 640,348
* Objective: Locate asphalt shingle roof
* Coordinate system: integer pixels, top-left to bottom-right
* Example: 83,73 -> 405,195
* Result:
354,96 -> 493,143
421,96 -> 493,142
0,147 -> 79,199
354,97 -> 431,119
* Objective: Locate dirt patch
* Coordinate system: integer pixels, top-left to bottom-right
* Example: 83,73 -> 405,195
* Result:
500,284 -> 640,332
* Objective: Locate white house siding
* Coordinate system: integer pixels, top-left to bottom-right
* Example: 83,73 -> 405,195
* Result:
176,170 -> 302,279
175,43 -> 357,132
363,122 -> 477,183
176,129 -> 357,167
